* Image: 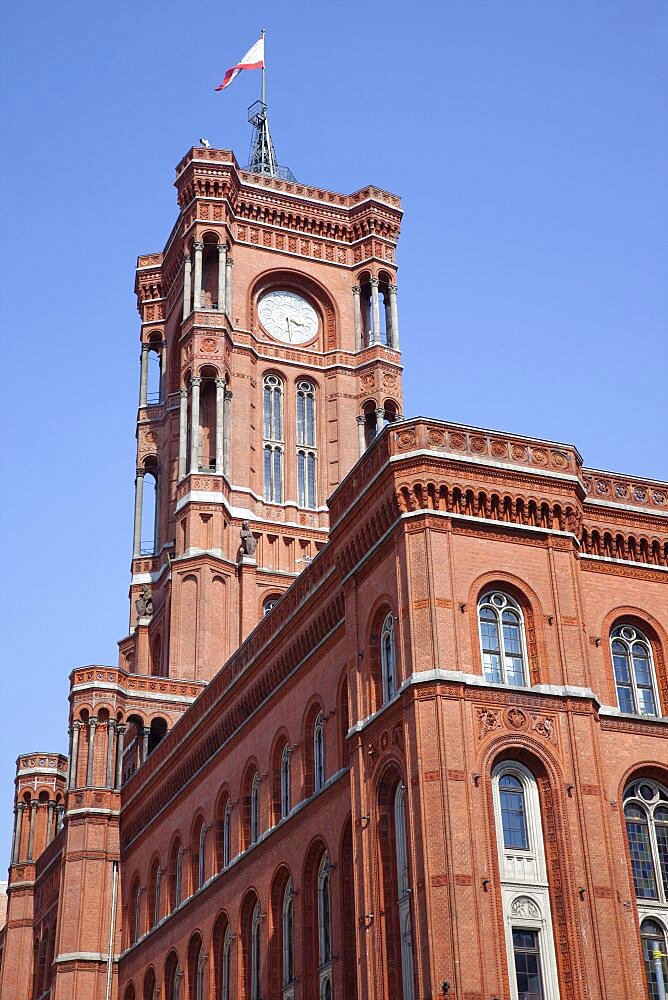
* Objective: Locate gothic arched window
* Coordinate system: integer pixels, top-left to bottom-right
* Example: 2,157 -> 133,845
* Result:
314,713 -> 325,792
280,744 -> 291,819
283,878 -> 295,988
251,772 -> 261,844
318,853 -> 332,968
611,625 -> 659,716
198,822 -> 206,889
297,380 -> 317,508
196,947 -> 206,1000
381,612 -> 397,702
478,591 -> 528,687
263,374 -> 284,503
624,779 -> 668,902
251,901 -> 262,1000
221,926 -> 232,1000
499,773 -> 529,850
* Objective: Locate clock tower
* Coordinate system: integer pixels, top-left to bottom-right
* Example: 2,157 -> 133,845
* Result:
126,142 -> 404,685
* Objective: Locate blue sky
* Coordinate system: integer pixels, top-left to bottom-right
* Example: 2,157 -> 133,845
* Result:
0,1 -> 666,856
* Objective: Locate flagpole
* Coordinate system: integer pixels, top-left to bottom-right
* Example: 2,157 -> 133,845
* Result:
261,28 -> 266,106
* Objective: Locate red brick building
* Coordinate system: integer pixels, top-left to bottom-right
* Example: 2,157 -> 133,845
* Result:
1,133 -> 667,1000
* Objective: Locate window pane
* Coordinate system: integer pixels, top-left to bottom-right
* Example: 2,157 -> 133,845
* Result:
625,811 -> 658,898
499,776 -> 529,850
274,388 -> 282,440
481,619 -> 500,652
264,447 -> 272,502
298,451 -> 305,507
616,683 -> 635,714
306,393 -> 315,446
613,652 -> 631,684
263,387 -> 271,439
307,453 -> 316,507
273,449 -> 282,503
512,929 -> 544,1000
642,921 -> 668,1000
483,652 -> 502,684
505,653 -> 526,687
297,392 -> 305,445
657,818 -> 668,898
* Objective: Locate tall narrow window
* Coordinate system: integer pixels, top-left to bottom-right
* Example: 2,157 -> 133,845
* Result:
251,902 -> 262,1000
394,784 -> 415,1000
492,763 -> 560,1000
478,592 -> 528,687
198,823 -> 206,889
641,919 -> 668,1000
499,774 -> 529,850
611,625 -> 659,716
264,375 -> 283,503
297,380 -> 317,508
314,713 -> 325,792
318,854 -> 332,967
381,612 -> 397,702
223,802 -> 231,867
624,780 -> 668,902
175,848 -> 183,907
281,744 -> 291,819
221,926 -> 232,1000
132,881 -> 142,945
283,879 -> 294,988
251,772 -> 261,844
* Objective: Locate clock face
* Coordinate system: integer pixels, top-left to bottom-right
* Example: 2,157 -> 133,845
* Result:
258,290 -> 319,344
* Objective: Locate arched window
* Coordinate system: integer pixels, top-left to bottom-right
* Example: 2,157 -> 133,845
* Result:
251,902 -> 262,1000
221,926 -> 232,1000
264,374 -> 283,503
624,779 -> 668,902
165,952 -> 182,1000
314,713 -> 325,792
282,878 -> 295,988
263,595 -> 280,616
130,879 -> 142,945
281,744 -> 291,819
381,612 -> 397,702
198,821 -> 206,889
641,918 -> 668,1000
394,784 -> 414,1000
297,380 -> 317,508
492,763 -> 560,1000
223,801 -> 231,866
149,859 -> 161,927
143,967 -> 156,1000
478,591 -> 528,687
196,947 -> 206,1000
499,774 -> 529,850
318,853 -> 332,968
169,839 -> 183,910
216,794 -> 231,870
611,625 -> 660,716
251,772 -> 261,844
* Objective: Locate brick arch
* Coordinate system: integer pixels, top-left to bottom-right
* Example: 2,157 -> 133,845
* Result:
123,984 -> 136,1000
241,758 -> 260,850
270,730 -> 291,824
480,736 -> 584,1000
269,863 -> 293,999
214,786 -> 232,871
617,759 -> 668,803
302,838 -> 330,998
374,762 -> 409,1000
250,267 -> 339,347
239,888 -> 261,1000
302,697 -> 325,797
601,605 -> 668,714
467,570 -> 547,685
187,930 -> 205,999
366,596 -> 397,715
142,966 -> 156,1000
189,812 -> 207,894
212,909 -> 231,1000
164,950 -> 181,999
147,854 -> 162,929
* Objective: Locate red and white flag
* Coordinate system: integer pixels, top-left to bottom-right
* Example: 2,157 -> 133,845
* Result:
215,36 -> 265,91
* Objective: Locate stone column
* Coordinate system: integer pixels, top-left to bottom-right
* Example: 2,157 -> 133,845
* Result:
190,376 -> 201,474
69,721 -> 81,789
11,805 -> 24,864
115,725 -> 126,790
225,257 -> 233,318
370,278 -> 381,344
86,717 -> 97,786
139,343 -> 150,406
47,800 -> 56,845
142,727 -> 150,763
217,243 -> 227,311
352,286 -> 363,350
133,468 -> 145,558
357,415 -> 366,456
56,805 -> 64,834
388,284 -> 400,349
193,241 -> 203,311
106,720 -> 117,787
375,407 -> 385,436
178,387 -> 188,480
27,800 -> 37,861
215,378 -> 225,473
182,255 -> 192,321
223,389 -> 233,477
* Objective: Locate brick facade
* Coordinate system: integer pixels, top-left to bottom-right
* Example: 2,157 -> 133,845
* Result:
1,145 -> 666,1000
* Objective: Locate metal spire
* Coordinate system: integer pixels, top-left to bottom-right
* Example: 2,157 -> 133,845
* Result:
245,30 -> 295,180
